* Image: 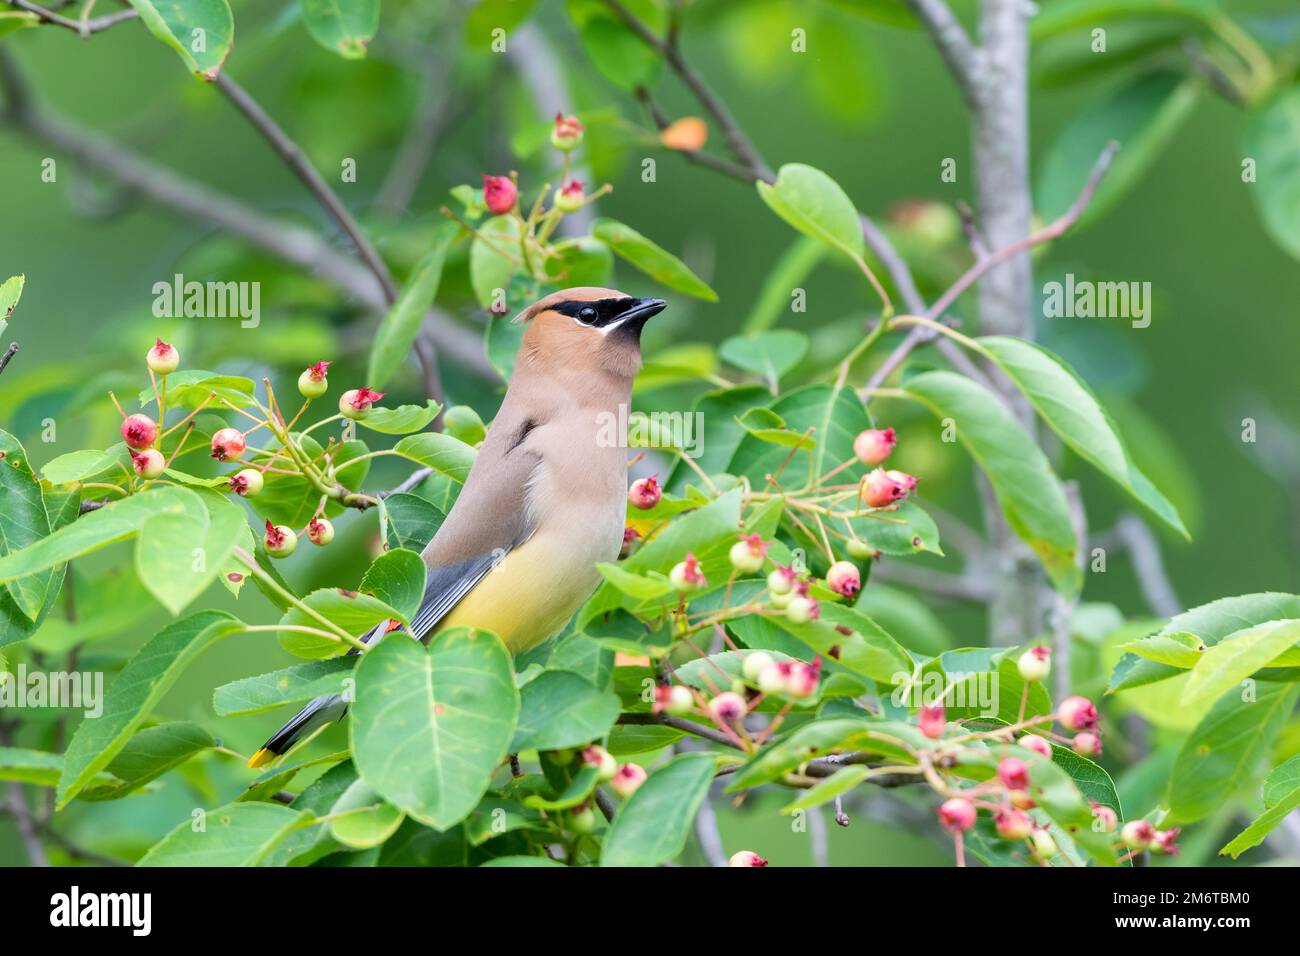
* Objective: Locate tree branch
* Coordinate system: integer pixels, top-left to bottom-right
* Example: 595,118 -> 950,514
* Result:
902,0 -> 981,106
0,341 -> 17,377
3,0 -> 137,36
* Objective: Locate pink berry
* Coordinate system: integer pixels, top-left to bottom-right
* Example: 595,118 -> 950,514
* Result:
482,174 -> 517,215
1058,695 -> 1098,732
1090,802 -> 1118,832
120,413 -> 158,450
551,113 -> 584,152
729,534 -> 768,574
784,660 -> 820,699
918,703 -> 946,740
582,745 -> 617,783
1017,734 -> 1053,759
146,337 -> 179,375
1121,819 -> 1155,850
1152,828 -> 1180,855
728,850 -> 768,867
862,468 -> 905,508
130,448 -> 165,479
610,763 -> 647,799
885,469 -> 918,494
707,691 -> 748,725
620,526 -> 640,557
1017,645 -> 1051,682
938,797 -> 976,833
994,807 -> 1033,841
669,552 -> 707,592
627,475 -> 661,510
826,560 -> 860,598
339,387 -> 384,420
210,427 -> 246,462
853,427 -> 896,466
229,468 -> 264,497
997,757 -> 1030,792
1072,731 -> 1102,757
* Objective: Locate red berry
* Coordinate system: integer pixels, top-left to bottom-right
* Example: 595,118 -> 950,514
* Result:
1121,819 -> 1155,850
146,337 -> 179,375
885,469 -> 918,494
826,560 -> 860,598
1017,734 -> 1053,759
1090,802 -> 1118,832
997,757 -> 1030,791
1152,828 -> 1180,855
482,174 -> 517,215
784,660 -> 820,699
918,703 -> 946,740
130,448 -> 165,479
707,691 -> 748,725
853,427 -> 896,466
1072,731 -> 1102,757
862,468 -> 905,508
610,763 -> 647,799
995,807 -> 1033,841
620,526 -> 640,557
728,850 -> 768,867
938,797 -> 976,833
121,413 -> 158,450
210,427 -> 246,462
627,475 -> 661,510
339,388 -> 384,420
1058,695 -> 1098,731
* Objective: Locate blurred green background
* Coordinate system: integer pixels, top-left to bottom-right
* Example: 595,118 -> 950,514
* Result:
1,0 -> 1297,865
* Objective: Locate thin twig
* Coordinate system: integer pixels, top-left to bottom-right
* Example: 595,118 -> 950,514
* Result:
3,0 -> 137,34
0,341 -> 17,376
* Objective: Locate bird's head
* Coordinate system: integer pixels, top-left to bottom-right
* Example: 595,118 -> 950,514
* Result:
514,287 -> 667,383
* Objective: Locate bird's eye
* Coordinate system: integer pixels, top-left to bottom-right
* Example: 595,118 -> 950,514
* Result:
578,306 -> 597,322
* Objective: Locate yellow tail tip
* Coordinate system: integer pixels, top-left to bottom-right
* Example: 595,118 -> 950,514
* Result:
248,748 -> 275,769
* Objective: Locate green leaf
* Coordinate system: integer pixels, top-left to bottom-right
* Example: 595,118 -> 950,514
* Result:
1167,681 -> 1300,825
565,0 -> 662,91
367,224 -> 455,386
383,491 -> 446,552
727,718 -> 923,791
278,588 -> 402,659
138,802 -> 309,865
591,218 -> 718,301
1181,620 -> 1300,708
511,670 -> 621,752
780,765 -> 871,814
469,215 -> 522,308
441,405 -> 486,446
252,434 -> 370,527
544,236 -> 614,288
0,431 -> 58,623
756,163 -> 865,261
1031,0 -> 1218,41
300,0 -> 380,59
359,548 -> 426,625
40,448 -> 123,484
89,722 -> 216,800
214,657 -> 355,716
57,611 -> 242,808
138,369 -> 255,409
1220,754 -> 1300,858
977,337 -> 1187,537
1036,72 -> 1197,225
125,0 -> 234,80
358,400 -> 442,435
351,630 -> 519,830
600,752 -> 717,866
0,273 -> 24,335
134,492 -> 245,615
595,563 -> 675,601
1121,630 -> 1204,668
392,432 -> 476,482
327,779 -> 405,848
719,330 -> 809,385
728,383 -> 870,491
904,371 -> 1080,593
0,748 -> 122,797
1244,88 -> 1300,261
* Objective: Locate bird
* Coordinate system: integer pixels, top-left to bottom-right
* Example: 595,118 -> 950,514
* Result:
248,287 -> 667,768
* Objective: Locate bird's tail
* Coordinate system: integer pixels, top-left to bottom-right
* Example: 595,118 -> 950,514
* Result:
247,693 -> 350,769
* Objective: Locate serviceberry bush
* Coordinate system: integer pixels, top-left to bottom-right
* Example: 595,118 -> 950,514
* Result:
1,0 -> 1299,868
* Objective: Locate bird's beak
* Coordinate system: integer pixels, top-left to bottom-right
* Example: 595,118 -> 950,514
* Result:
613,297 -> 667,338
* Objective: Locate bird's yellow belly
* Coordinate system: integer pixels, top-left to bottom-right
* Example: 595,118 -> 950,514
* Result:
432,536 -> 602,654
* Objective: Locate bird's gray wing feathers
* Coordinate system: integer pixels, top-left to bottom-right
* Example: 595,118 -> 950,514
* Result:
406,552 -> 501,641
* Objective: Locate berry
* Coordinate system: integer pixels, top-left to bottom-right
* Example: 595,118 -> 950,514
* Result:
550,113 -> 584,152
582,745 -> 618,783
995,807 -> 1033,841
766,565 -> 797,596
146,337 -> 179,375
826,560 -> 861,598
729,534 -> 768,574
757,662 -> 787,696
741,651 -> 775,683
1017,645 -> 1051,682
785,596 -> 819,624
1090,802 -> 1118,832
662,684 -> 694,717
707,691 -> 748,725
627,475 -> 661,510
555,179 -> 584,213
568,803 -> 597,835
264,520 -> 297,558
482,174 -> 517,215
938,797 -> 976,833
120,413 -> 158,450
669,552 -> 707,592
210,427 -> 247,462
728,850 -> 768,867
1031,828 -> 1058,859
918,703 -> 946,740
339,388 -> 384,420
845,537 -> 877,560
1152,828 -> 1180,855
1072,731 -> 1102,757
862,468 -> 905,508
298,361 -> 330,399
620,526 -> 640,557
1009,791 -> 1037,811
853,427 -> 896,466
610,763 -> 647,799
1121,820 -> 1156,850
784,660 -> 819,699
886,470 -> 918,494
1017,734 -> 1053,759
1058,695 -> 1099,731
308,517 -> 335,546
130,448 -> 165,479
997,757 -> 1030,791
229,468 -> 264,497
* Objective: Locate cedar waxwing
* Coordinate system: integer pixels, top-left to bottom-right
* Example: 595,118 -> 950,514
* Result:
249,288 -> 667,767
